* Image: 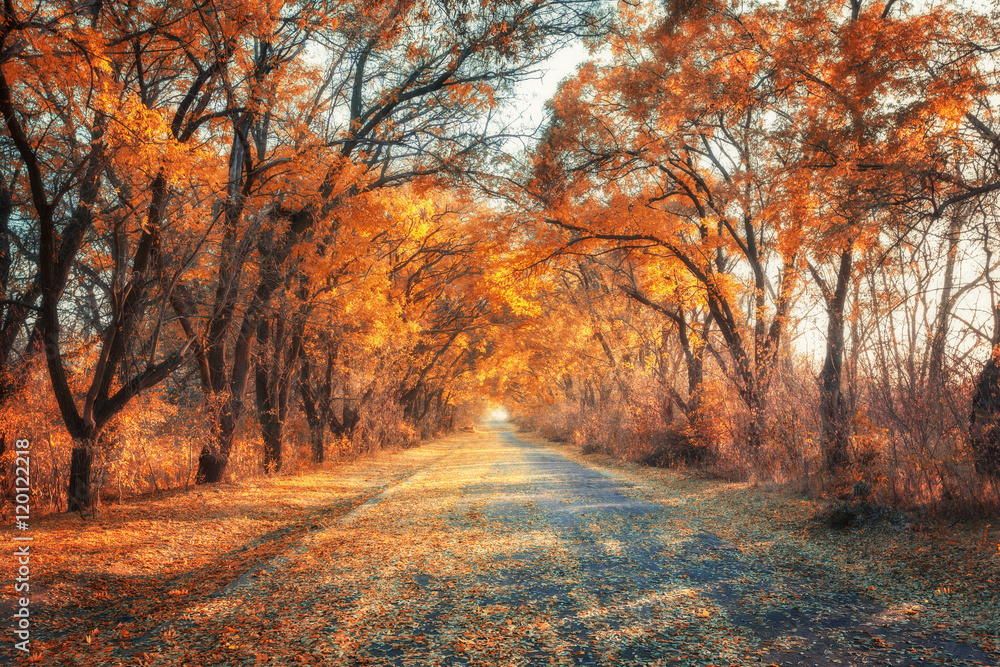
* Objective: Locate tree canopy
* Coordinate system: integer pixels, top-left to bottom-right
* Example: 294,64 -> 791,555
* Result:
3,0 -> 1000,513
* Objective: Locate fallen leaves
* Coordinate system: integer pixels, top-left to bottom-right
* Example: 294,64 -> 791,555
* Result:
6,426 -> 998,666
0,441 -> 450,666
541,432 -> 1000,663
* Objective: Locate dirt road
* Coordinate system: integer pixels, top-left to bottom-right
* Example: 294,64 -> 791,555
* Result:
136,422 -> 996,666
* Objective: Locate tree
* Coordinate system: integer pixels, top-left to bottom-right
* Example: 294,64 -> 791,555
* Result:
0,1 -> 228,510
167,0 -> 605,483
778,0 -> 989,471
521,0 -> 994,469
524,2 -> 801,454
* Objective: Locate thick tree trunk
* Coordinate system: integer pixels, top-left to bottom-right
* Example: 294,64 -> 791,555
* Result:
65,424 -> 124,512
255,312 -> 304,474
260,411 -> 283,473
196,263 -> 283,484
301,383 -> 328,465
819,248 -> 853,471
197,410 -> 237,483
197,443 -> 230,484
255,317 -> 283,474
67,441 -> 94,513
300,336 -> 351,464
680,315 -> 707,418
332,402 -> 361,438
820,384 -> 850,470
308,421 -> 325,464
687,355 -> 704,416
745,388 -> 765,456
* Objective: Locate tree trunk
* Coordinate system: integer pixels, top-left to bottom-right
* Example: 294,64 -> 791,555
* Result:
301,386 -> 329,464
969,311 -> 1000,478
819,248 -> 853,471
255,306 -> 306,474
745,388 -> 765,456
195,261 -> 283,484
308,421 -> 325,464
681,314 -> 708,417
687,354 -> 704,416
929,212 -> 963,388
819,382 -> 850,471
620,289 -> 709,424
197,444 -> 230,484
255,317 -> 283,474
67,441 -> 94,513
197,409 -> 237,483
969,365 -> 1000,477
0,433 -> 6,499
333,401 -> 361,438
259,409 -> 283,473
66,422 -> 127,512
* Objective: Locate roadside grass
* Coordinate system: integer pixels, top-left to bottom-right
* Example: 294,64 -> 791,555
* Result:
526,432 -> 1000,660
0,439 -> 454,665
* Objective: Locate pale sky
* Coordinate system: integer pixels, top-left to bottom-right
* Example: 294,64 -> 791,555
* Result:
506,41 -> 590,148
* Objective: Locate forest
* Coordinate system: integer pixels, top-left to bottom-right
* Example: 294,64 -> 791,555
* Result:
2,0 -> 1000,521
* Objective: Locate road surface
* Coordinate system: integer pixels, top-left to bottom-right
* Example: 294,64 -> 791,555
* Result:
155,422 -> 996,666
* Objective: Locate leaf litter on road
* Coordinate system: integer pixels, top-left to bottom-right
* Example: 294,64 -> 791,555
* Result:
7,425 -> 999,666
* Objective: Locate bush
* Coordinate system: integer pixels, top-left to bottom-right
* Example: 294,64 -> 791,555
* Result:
639,425 -> 712,468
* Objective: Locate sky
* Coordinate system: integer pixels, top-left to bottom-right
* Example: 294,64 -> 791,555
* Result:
507,40 -> 591,147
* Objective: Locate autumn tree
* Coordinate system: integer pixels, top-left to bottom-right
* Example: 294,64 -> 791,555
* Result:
514,0 -> 1000,476
167,0 -> 606,483
617,257 -> 714,422
0,1 -> 237,510
1,0 -> 607,499
770,0 -> 991,470
524,1 -> 802,455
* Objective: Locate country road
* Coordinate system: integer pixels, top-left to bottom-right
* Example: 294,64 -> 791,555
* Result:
133,422 -> 996,666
